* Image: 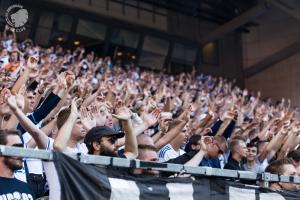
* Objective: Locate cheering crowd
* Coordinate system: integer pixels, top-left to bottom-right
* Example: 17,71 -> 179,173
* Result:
0,25 -> 300,199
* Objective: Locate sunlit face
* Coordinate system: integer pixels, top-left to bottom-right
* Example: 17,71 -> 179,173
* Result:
135,149 -> 159,176
25,91 -> 35,112
280,164 -> 298,190
91,104 -> 112,128
1,135 -> 23,171
208,142 -> 223,159
237,141 -> 248,158
99,136 -> 118,157
10,52 -> 18,62
71,119 -> 86,140
247,146 -> 257,161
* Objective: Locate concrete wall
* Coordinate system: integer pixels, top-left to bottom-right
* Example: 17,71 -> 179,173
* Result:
243,5 -> 300,106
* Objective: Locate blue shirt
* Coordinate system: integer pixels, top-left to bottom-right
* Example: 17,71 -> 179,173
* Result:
0,177 -> 35,199
200,157 -> 221,168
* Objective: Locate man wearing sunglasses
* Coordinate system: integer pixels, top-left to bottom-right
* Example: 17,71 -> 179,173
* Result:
0,129 -> 35,199
84,126 -> 126,157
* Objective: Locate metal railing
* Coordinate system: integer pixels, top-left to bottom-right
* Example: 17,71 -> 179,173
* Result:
1,145 -> 300,187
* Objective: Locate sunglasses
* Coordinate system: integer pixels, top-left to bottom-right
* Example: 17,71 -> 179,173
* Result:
106,136 -> 117,144
11,143 -> 23,148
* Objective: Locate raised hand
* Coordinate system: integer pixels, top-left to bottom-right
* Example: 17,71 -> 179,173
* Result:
0,88 -> 11,105
91,105 -> 107,126
70,98 -> 82,119
36,80 -> 51,94
57,74 -> 68,90
142,109 -> 160,127
221,110 -> 236,121
113,100 -> 132,121
65,71 -> 75,88
200,136 -> 213,152
29,67 -> 40,79
180,109 -> 190,123
6,95 -> 18,111
80,107 -> 96,131
242,89 -> 248,97
26,55 -> 39,69
15,93 -> 25,111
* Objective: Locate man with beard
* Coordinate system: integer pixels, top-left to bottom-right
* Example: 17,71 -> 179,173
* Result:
84,126 -> 125,157
0,129 -> 35,199
83,125 -> 138,159
83,102 -> 138,159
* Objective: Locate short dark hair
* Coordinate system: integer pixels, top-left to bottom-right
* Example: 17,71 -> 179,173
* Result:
287,150 -> 300,162
247,142 -> 257,149
265,158 -> 294,175
184,135 -> 201,152
0,129 -> 20,145
57,108 -> 71,130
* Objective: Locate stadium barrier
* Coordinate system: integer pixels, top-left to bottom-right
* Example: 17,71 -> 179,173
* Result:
1,144 -> 300,188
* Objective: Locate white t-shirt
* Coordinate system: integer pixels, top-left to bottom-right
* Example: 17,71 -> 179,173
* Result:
14,164 -> 27,183
243,157 -> 268,173
43,138 -> 88,200
14,119 -> 43,182
158,144 -> 185,162
47,137 -> 88,154
22,133 -> 44,175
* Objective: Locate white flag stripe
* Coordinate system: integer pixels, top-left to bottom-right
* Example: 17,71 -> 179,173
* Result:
43,161 -> 61,200
108,178 -> 140,200
229,186 -> 255,200
260,193 -> 286,200
166,183 -> 194,200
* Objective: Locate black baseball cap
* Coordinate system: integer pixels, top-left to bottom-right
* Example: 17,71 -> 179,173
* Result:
84,126 -> 124,147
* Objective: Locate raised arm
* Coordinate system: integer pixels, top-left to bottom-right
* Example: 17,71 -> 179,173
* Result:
53,98 -> 80,152
154,111 -> 189,150
113,104 -> 138,159
7,95 -> 48,149
11,56 -> 38,94
185,136 -> 209,166
277,124 -> 300,159
26,118 -> 57,149
259,124 -> 288,162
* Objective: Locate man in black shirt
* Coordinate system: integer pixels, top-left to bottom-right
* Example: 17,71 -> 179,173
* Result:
224,139 -> 248,170
0,129 -> 35,199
